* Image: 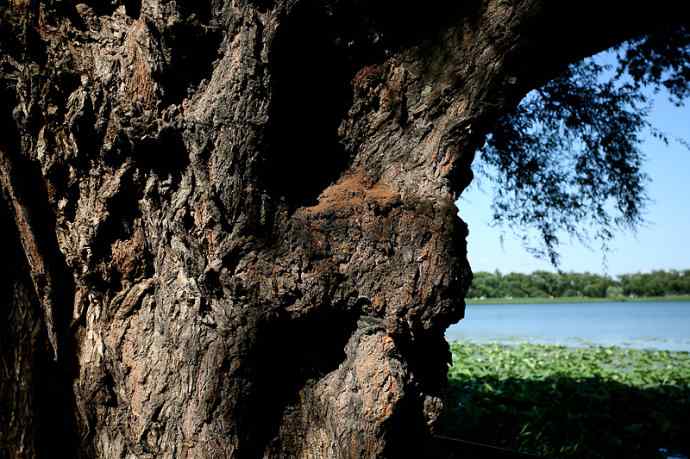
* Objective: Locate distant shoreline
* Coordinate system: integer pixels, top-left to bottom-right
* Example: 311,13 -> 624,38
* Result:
466,295 -> 690,305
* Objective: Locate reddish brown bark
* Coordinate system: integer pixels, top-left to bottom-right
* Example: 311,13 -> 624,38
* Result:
1,1 -> 688,457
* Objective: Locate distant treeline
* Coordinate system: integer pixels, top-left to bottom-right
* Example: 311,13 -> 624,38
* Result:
468,269 -> 690,299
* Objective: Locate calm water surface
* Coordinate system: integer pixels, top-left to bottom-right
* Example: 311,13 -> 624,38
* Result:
445,301 -> 690,351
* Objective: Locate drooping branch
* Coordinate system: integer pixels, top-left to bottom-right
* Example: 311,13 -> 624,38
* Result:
1,1 -> 689,458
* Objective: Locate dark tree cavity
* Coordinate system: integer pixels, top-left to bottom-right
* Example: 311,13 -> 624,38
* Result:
262,1 -> 353,208
1,1 -> 690,458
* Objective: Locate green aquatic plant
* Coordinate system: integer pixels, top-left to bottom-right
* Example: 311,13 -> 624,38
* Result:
443,342 -> 690,458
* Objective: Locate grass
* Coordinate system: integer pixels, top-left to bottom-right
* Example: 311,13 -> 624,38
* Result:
466,295 -> 690,305
442,341 -> 690,458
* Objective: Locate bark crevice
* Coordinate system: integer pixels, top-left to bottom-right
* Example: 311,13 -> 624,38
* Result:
3,1 -> 689,457
239,307 -> 360,457
262,2 -> 355,209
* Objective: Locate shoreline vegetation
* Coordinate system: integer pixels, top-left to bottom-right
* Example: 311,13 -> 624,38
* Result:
468,269 -> 690,304
443,341 -> 690,458
466,294 -> 690,304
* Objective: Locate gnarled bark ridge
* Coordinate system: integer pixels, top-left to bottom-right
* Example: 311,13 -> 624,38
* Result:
1,1 -> 688,457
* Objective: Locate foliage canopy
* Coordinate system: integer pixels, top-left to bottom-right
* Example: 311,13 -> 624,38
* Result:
477,26 -> 690,264
467,269 -> 690,299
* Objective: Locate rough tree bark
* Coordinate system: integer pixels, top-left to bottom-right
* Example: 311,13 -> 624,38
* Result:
1,1 -> 688,457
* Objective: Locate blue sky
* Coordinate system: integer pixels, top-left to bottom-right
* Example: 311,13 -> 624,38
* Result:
457,88 -> 690,276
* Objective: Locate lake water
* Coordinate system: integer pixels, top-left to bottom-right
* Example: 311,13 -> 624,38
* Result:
445,301 -> 690,351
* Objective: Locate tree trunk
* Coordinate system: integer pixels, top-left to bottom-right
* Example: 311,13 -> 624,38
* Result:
1,1 -> 687,457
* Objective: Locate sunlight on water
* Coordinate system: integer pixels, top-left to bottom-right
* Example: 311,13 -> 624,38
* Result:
446,301 -> 690,351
